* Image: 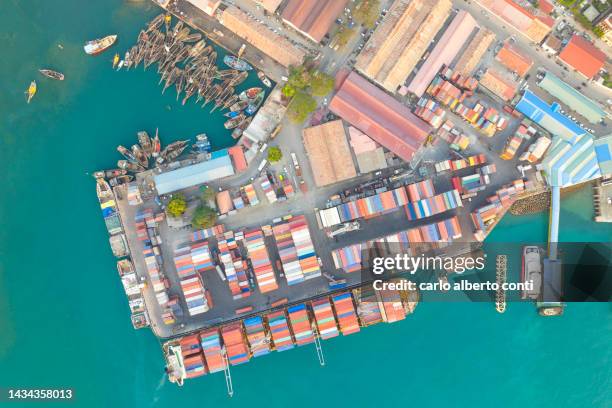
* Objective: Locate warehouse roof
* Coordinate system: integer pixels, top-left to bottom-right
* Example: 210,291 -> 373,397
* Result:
408,10 -> 479,97
281,0 -> 348,42
187,0 -> 221,16
477,0 -> 552,43
329,71 -> 432,162
495,41 -> 533,77
253,0 -> 283,13
303,120 -> 356,186
453,28 -> 496,76
515,90 -> 585,142
538,72 -> 606,124
216,190 -> 233,214
594,134 -> 612,176
219,6 -> 306,67
228,146 -> 248,172
540,133 -> 601,187
479,69 -> 518,101
559,35 -> 606,79
154,154 -> 235,195
355,0 -> 453,92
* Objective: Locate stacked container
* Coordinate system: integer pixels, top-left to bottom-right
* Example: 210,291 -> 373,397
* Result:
174,247 -> 210,315
243,316 -> 270,357
217,236 -> 251,300
287,304 -> 315,346
331,293 -> 360,336
405,179 -> 436,202
311,298 -> 339,339
242,183 -> 259,206
184,354 -> 207,379
221,323 -> 250,366
266,310 -> 295,351
192,225 -> 225,242
331,243 -> 362,273
405,190 -> 462,221
377,289 -> 406,323
282,178 -> 295,198
199,329 -> 225,373
289,215 -> 320,281
243,228 -> 278,293
143,245 -> 168,307
259,175 -> 277,203
272,222 -> 304,285
180,334 -> 202,357
353,287 -> 383,327
190,241 -> 214,273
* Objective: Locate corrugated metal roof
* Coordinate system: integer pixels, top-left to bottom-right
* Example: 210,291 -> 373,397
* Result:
281,0 -> 348,43
495,41 -> 533,77
594,134 -> 612,176
187,0 -> 220,16
329,71 -> 432,162
559,35 -> 606,79
154,154 -> 235,195
453,28 -> 496,76
538,72 -> 606,124
216,190 -> 233,214
477,0 -> 551,42
540,133 -> 601,187
479,69 -> 518,101
407,10 -> 478,97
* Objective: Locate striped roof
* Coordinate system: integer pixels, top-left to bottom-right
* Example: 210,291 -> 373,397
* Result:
594,134 -> 612,176
540,134 -> 601,187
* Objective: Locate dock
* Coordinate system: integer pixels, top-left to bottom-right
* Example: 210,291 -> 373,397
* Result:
593,176 -> 612,222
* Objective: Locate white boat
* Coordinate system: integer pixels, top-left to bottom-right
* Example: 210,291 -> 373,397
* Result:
84,35 -> 117,55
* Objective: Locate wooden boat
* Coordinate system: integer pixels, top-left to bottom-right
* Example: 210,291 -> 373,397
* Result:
239,87 -> 262,101
93,169 -> 127,179
112,53 -> 120,68
138,131 -> 153,157
223,55 -> 252,71
25,81 -> 36,103
224,110 -> 241,118
158,140 -> 189,164
182,33 -> 202,43
117,145 -> 137,162
230,100 -> 249,112
39,69 -> 64,80
131,144 -> 149,168
224,113 -> 246,130
258,71 -> 272,87
96,178 -> 114,201
245,91 -> 264,115
84,35 -> 117,55
152,128 -> 161,158
228,71 -> 248,87
109,175 -> 134,187
117,160 -> 145,172
146,14 -> 165,33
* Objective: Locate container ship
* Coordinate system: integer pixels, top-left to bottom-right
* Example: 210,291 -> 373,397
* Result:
163,284 -> 418,387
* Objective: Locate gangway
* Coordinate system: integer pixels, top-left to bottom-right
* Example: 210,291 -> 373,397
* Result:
221,347 -> 234,397
314,334 -> 326,366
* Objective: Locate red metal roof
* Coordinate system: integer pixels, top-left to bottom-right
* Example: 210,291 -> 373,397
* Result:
228,146 -> 247,172
281,0 -> 348,43
559,35 -> 606,79
329,71 -> 432,162
495,41 -> 533,77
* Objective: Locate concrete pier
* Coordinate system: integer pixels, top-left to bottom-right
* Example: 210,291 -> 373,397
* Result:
593,177 -> 612,222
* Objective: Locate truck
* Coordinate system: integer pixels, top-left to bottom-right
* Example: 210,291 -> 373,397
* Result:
299,179 -> 308,193
291,152 -> 302,177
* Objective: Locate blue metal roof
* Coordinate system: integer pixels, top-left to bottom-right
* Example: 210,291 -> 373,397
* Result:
540,133 -> 601,187
154,153 -> 235,195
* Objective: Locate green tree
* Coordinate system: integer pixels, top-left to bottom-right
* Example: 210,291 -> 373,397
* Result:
286,91 -> 317,124
287,65 -> 311,90
267,146 -> 283,163
353,0 -> 380,29
282,84 -> 297,98
335,26 -> 356,48
167,194 -> 187,217
200,185 -> 215,203
310,71 -> 335,96
192,205 -> 217,229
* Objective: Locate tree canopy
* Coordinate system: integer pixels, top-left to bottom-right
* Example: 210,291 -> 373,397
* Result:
286,91 -> 317,124
335,26 -> 356,48
192,205 -> 217,229
310,71 -> 334,96
267,146 -> 283,163
167,194 -> 187,217
353,0 -> 380,29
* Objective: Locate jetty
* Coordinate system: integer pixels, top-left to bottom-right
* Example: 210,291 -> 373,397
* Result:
593,176 -> 612,222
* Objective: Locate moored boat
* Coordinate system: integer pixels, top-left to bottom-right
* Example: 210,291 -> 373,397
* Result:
84,35 -> 117,55
96,178 -> 114,202
230,100 -> 249,112
131,144 -> 149,168
152,128 -> 161,158
93,169 -> 127,179
39,69 -> 65,80
521,246 -> 543,300
239,87 -> 262,101
223,55 -> 252,71
109,175 -> 134,187
192,133 -> 211,153
112,53 -> 120,68
25,81 -> 36,103
138,131 -> 153,157
117,145 -> 137,162
224,110 -> 241,118
245,91 -> 264,116
224,113 -> 245,130
258,71 -> 271,87
117,160 -> 145,172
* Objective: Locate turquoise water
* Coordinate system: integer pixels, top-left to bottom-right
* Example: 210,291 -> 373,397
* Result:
0,1 -> 610,407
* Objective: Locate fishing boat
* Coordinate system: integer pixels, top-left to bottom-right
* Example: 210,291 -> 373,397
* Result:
258,71 -> 272,87
239,87 -> 262,101
117,145 -> 137,162
131,144 -> 149,168
245,91 -> 264,115
152,128 -> 161,158
39,69 -> 65,80
164,14 -> 172,32
96,178 -> 114,202
25,81 -> 36,103
230,100 -> 249,112
147,14 -> 165,33
84,35 -> 117,55
138,131 -> 153,157
93,169 -> 127,179
231,128 -> 244,140
192,134 -> 211,153
109,175 -> 134,187
224,113 -> 245,130
224,110 -> 241,118
223,55 -> 252,71
157,140 -> 189,164
112,53 -> 120,68
117,160 -> 145,172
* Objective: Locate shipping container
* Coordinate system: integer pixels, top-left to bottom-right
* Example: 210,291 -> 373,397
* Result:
244,316 -> 270,357
221,323 -> 250,366
199,329 -> 225,373
331,292 -> 360,335
266,310 -> 295,351
243,228 -> 279,293
311,298 -> 339,339
287,304 -> 315,346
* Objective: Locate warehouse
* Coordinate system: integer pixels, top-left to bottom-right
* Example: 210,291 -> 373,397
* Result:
538,133 -> 601,187
407,11 -> 479,97
302,120 -> 357,187
281,0 -> 348,43
154,153 -> 235,195
355,0 -> 452,92
329,71 -> 432,162
479,69 -> 518,102
537,72 -> 606,124
187,0 -> 221,16
218,6 -> 306,67
594,135 -> 612,176
453,28 -> 496,76
476,0 -> 552,43
559,35 -> 607,79
495,41 -> 533,77
252,0 -> 283,13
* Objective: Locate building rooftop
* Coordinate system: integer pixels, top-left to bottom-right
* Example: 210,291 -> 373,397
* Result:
252,0 -> 283,13
216,190 -> 233,214
543,35 -> 563,53
187,0 -> 221,16
539,133 -> 601,187
228,146 -> 248,172
477,0 -> 552,43
453,28 -> 496,76
495,41 -> 533,77
515,90 -> 585,143
302,120 -> 357,187
559,35 -> 607,79
219,6 -> 306,67
538,72 -> 606,124
281,0 -> 348,43
479,69 -> 518,101
407,10 -> 479,97
594,134 -> 612,176
355,0 -> 453,92
329,71 -> 432,162
154,153 -> 235,195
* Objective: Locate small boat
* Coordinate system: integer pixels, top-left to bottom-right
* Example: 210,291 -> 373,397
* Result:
109,175 -> 134,187
147,14 -> 165,33
117,160 -> 145,172
96,178 -> 114,202
231,128 -> 244,140
230,100 -> 249,112
164,14 -> 172,32
131,144 -> 149,168
245,91 -> 264,115
84,35 -> 117,55
112,53 -> 120,68
224,110 -> 241,118
239,87 -> 262,101
137,131 -> 153,157
158,140 -> 189,164
25,81 -> 36,103
192,134 -> 211,153
93,169 -> 127,179
39,69 -> 65,80
224,113 -> 245,130
152,128 -> 161,158
117,145 -> 137,162
223,55 -> 252,71
258,71 -> 271,87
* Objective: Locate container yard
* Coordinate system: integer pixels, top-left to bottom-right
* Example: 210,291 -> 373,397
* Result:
243,228 -> 278,293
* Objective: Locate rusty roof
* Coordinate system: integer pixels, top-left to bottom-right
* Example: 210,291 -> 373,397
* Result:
329,71 -> 432,162
559,35 -> 607,79
281,0 -> 348,42
495,41 -> 533,77
479,70 -> 518,101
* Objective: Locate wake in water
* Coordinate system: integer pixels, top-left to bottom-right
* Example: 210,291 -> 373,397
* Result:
150,372 -> 167,406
